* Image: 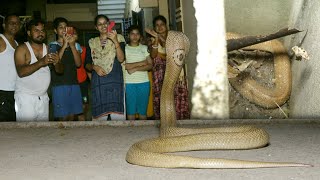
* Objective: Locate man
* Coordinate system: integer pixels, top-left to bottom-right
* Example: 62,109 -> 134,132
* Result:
14,19 -> 61,121
0,14 -> 20,121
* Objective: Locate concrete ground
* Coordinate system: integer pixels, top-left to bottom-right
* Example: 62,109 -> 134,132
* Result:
0,119 -> 319,180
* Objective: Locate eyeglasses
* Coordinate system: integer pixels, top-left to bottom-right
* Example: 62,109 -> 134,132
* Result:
96,22 -> 109,27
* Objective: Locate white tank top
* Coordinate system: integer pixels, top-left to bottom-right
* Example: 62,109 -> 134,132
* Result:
0,34 -> 18,91
15,42 -> 51,96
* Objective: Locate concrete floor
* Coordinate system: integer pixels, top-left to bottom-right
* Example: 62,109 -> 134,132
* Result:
0,119 -> 319,180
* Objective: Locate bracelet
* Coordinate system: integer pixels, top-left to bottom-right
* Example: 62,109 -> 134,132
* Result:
152,45 -> 158,49
115,44 -> 120,49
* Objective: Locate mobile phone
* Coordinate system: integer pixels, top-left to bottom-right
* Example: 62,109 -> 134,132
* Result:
49,44 -> 57,54
107,21 -> 115,32
66,26 -> 74,35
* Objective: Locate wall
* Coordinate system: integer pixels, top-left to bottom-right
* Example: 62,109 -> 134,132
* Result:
26,0 -> 46,19
225,0 -> 293,35
46,4 -> 97,22
286,0 -> 320,118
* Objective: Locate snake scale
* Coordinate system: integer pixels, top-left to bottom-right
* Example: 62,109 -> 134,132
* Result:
126,31 -> 310,168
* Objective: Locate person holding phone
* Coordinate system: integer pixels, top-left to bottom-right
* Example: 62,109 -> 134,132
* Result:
49,17 -> 83,121
14,19 -> 60,121
85,14 -> 126,120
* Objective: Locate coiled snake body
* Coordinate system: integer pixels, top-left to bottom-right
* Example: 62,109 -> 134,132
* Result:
126,31 -> 309,168
227,32 -> 292,108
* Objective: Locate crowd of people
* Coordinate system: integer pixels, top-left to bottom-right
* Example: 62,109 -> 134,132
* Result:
0,13 -> 190,121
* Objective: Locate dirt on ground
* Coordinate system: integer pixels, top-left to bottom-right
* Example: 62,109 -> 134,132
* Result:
228,50 -> 289,119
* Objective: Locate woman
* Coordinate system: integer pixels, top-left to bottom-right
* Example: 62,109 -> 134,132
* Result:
85,15 -> 126,120
145,15 -> 190,120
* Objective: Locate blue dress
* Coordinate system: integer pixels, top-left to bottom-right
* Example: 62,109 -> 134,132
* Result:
85,42 -> 125,118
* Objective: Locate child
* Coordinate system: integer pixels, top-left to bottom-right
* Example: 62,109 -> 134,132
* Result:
124,25 -> 153,120
49,17 -> 83,121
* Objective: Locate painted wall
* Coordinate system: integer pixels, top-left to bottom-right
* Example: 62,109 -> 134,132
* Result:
286,0 -> 320,118
225,0 -> 293,35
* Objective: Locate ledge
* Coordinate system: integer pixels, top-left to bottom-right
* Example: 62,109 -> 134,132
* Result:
0,119 -> 319,129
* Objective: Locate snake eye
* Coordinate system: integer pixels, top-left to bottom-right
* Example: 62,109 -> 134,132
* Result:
173,49 -> 185,66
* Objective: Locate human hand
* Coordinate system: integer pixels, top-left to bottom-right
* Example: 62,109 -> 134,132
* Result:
145,28 -> 158,38
62,34 -> 70,48
93,65 -> 107,76
41,54 -> 55,66
62,34 -> 76,47
48,52 -> 60,64
127,68 -> 136,75
68,35 -> 76,47
107,30 -> 118,43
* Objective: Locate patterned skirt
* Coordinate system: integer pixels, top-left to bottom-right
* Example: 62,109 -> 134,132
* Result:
152,56 -> 190,120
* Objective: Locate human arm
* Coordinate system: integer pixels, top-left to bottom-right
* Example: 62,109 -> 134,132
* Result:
108,30 -> 125,63
69,38 -> 82,67
48,44 -> 63,74
145,28 -> 168,59
145,28 -> 160,59
84,45 -> 107,76
59,34 -> 81,67
49,52 -> 63,74
125,60 -> 148,70
0,36 -> 6,53
126,56 -> 153,75
14,44 -> 54,77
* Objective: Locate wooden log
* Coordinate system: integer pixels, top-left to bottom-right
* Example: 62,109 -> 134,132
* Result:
227,27 -> 302,52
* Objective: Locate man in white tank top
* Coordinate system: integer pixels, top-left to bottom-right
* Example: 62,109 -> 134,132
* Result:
14,19 -> 61,121
0,14 -> 20,121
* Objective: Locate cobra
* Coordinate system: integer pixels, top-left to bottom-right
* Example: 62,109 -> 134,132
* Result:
227,32 -> 292,109
125,31 -> 310,168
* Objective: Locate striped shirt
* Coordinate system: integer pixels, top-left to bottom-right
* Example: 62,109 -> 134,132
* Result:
124,44 -> 150,83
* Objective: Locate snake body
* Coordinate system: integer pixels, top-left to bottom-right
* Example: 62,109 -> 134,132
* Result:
126,31 -> 309,168
227,33 -> 292,108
